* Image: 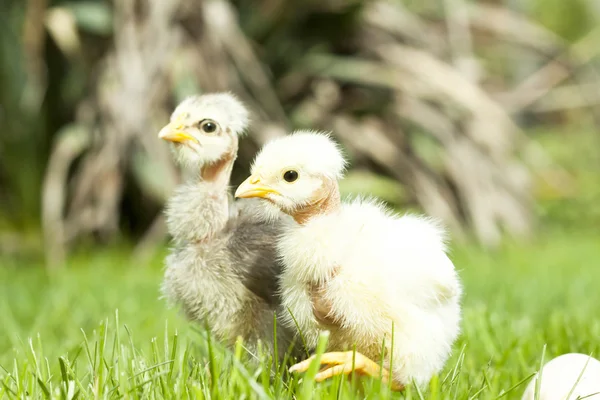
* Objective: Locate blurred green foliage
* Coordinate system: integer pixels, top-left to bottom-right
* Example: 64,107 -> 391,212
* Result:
0,0 -> 599,236
0,1 -> 40,226
533,128 -> 600,231
532,0 -> 596,41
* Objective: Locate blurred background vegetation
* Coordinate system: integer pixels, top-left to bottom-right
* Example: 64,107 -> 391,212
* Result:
0,0 -> 599,265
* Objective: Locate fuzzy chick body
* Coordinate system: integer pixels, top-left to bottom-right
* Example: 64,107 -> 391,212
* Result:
278,199 -> 461,386
235,131 -> 462,387
159,93 -> 302,361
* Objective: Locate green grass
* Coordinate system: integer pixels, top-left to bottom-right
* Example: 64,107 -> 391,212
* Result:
1,230 -> 599,399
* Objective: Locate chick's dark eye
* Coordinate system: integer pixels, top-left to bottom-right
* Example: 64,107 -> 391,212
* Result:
199,120 -> 218,133
283,170 -> 298,182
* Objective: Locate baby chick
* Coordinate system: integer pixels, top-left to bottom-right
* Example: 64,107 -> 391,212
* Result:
159,93 -> 301,361
235,131 -> 462,389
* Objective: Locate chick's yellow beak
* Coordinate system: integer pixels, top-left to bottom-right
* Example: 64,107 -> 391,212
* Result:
235,175 -> 280,199
158,123 -> 198,144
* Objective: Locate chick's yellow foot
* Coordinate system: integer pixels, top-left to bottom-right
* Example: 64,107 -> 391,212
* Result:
289,351 -> 405,391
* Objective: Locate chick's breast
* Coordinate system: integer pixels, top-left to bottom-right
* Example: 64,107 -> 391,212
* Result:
277,214 -> 349,348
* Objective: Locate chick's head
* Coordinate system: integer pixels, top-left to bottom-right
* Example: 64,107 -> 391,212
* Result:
235,131 -> 347,217
158,93 -> 249,169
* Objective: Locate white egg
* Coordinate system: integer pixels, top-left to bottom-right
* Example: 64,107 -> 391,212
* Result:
522,353 -> 600,400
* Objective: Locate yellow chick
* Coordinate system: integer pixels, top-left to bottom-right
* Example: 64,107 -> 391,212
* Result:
235,131 -> 462,389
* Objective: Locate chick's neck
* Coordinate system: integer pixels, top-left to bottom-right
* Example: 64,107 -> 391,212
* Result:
292,179 -> 341,225
198,142 -> 238,190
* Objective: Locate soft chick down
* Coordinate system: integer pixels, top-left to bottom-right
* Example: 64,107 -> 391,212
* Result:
235,131 -> 462,389
159,93 -> 304,362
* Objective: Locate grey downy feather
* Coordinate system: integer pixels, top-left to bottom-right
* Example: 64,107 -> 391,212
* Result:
162,181 -> 306,362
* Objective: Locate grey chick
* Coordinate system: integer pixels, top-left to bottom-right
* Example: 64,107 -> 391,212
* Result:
158,93 -> 304,363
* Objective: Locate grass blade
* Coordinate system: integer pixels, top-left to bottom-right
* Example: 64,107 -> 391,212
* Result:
565,353 -> 593,400
298,331 -> 329,400
534,345 -> 547,400
36,376 -> 51,399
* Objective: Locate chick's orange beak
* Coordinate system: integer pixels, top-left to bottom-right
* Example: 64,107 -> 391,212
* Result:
158,123 -> 198,144
235,175 -> 280,199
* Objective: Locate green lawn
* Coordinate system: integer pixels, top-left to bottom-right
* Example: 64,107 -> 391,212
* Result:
1,229 -> 599,399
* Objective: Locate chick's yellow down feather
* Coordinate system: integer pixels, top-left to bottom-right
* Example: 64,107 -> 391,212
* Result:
235,131 -> 462,388
159,93 -> 304,363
